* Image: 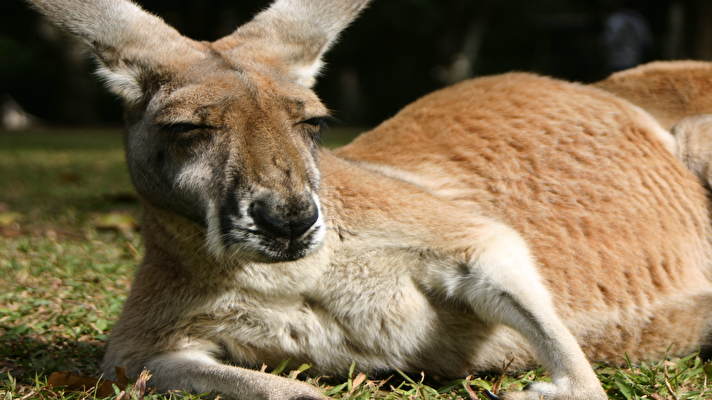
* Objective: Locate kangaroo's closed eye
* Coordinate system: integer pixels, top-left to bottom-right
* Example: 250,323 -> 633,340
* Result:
299,117 -> 332,144
299,116 -> 332,130
158,122 -> 216,135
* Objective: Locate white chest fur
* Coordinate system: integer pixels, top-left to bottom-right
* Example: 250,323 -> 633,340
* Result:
181,245 -> 518,377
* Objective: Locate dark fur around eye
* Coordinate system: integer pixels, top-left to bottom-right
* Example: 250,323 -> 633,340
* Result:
300,116 -> 334,145
159,122 -> 214,135
300,116 -> 333,130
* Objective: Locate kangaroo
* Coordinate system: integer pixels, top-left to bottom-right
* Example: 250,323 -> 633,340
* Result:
26,1 -> 712,400
596,61 -> 712,189
672,114 -> 712,188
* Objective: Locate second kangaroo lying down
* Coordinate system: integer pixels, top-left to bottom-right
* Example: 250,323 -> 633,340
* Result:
27,1 -> 712,400
596,61 -> 712,197
672,115 -> 712,188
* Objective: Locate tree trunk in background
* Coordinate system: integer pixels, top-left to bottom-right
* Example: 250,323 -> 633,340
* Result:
337,67 -> 365,124
693,0 -> 712,59
435,16 -> 488,85
664,1 -> 685,59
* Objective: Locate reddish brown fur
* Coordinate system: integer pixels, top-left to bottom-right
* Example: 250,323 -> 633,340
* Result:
596,61 -> 712,129
337,73 -> 712,362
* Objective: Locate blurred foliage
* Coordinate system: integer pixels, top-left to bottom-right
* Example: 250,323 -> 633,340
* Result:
1,0 -> 710,127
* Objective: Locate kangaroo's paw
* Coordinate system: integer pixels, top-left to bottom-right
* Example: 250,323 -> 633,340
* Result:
498,381 -> 606,400
265,378 -> 328,400
262,377 -> 328,400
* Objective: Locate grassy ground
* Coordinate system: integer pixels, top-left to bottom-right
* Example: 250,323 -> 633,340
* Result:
1,129 -> 711,400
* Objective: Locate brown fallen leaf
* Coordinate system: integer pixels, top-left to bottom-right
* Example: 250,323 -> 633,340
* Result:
348,372 -> 367,394
47,371 -> 119,397
0,226 -> 22,238
47,366 -> 131,397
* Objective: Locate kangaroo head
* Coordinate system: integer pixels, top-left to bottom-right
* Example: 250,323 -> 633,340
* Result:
29,0 -> 370,262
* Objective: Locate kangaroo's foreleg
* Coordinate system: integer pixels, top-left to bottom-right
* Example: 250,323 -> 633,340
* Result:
141,348 -> 326,400
420,221 -> 606,400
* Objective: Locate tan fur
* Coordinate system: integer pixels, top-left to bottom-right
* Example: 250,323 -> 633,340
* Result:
26,1 -> 712,400
672,114 -> 712,187
595,60 -> 712,130
337,73 -> 712,360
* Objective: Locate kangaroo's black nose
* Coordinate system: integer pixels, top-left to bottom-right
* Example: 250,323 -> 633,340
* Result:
250,197 -> 318,239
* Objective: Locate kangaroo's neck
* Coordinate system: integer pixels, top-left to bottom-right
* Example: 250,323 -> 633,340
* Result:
136,149 -> 449,294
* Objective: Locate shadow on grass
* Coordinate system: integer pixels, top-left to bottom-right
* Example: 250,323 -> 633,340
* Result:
0,329 -> 105,383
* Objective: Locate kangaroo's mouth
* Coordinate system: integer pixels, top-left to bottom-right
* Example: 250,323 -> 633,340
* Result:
224,220 -> 325,262
206,198 -> 326,262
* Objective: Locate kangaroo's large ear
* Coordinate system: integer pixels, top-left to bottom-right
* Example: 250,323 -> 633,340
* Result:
27,0 -> 204,104
213,0 -> 371,88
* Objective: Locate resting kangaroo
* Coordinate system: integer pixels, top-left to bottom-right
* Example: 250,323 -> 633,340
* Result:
27,1 -> 712,399
595,61 -> 712,188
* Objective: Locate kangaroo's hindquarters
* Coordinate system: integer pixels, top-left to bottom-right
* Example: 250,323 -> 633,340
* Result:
337,72 -> 712,367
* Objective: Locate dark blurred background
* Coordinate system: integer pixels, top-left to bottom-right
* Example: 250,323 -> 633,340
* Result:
2,0 -> 712,130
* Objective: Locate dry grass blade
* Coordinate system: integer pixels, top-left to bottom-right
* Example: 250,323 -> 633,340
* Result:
17,390 -> 36,400
463,376 -> 478,400
130,369 -> 152,400
663,364 -> 680,400
491,358 -> 515,395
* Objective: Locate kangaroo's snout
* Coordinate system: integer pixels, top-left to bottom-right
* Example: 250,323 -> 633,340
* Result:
250,195 -> 319,240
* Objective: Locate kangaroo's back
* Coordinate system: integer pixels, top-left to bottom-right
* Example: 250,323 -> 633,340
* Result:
337,72 -> 712,361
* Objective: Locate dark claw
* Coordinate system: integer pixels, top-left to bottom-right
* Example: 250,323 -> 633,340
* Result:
484,389 -> 501,400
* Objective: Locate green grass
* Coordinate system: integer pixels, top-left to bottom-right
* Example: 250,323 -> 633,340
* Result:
1,129 -> 711,400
